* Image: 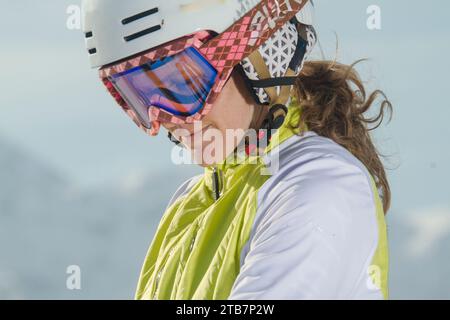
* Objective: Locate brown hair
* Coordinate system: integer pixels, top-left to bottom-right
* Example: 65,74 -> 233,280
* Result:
294,59 -> 393,214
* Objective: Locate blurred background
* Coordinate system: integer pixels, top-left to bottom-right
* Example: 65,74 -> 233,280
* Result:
0,0 -> 449,299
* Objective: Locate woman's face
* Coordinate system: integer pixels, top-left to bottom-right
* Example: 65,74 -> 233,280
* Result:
162,68 -> 263,167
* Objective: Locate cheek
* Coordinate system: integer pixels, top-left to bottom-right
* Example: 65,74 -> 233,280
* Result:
205,95 -> 246,132
201,104 -> 225,133
198,71 -> 253,151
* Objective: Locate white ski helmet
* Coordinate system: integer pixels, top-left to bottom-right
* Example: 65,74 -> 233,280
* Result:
82,0 -> 314,67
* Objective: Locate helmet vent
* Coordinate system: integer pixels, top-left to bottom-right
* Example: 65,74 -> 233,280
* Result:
88,48 -> 97,55
122,7 -> 159,25
85,31 -> 93,38
124,25 -> 162,42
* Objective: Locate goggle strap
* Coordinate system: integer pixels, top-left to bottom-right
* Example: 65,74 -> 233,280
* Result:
246,51 -> 278,102
248,76 -> 297,88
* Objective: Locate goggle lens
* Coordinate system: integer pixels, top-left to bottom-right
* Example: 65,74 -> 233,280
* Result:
109,47 -> 218,128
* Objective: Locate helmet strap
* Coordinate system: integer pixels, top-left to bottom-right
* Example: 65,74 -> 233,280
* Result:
167,131 -> 183,147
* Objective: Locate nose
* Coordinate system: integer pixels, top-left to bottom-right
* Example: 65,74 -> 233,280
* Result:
147,106 -> 162,136
148,105 -> 159,122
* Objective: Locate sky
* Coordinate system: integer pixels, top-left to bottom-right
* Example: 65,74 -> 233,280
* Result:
0,0 -> 450,298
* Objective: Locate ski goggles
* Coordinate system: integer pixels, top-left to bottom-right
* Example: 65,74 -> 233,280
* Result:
99,0 -> 308,135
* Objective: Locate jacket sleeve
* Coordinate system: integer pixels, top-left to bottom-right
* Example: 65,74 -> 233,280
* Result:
227,156 -> 381,299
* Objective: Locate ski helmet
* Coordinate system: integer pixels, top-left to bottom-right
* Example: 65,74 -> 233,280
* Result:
82,0 -> 317,135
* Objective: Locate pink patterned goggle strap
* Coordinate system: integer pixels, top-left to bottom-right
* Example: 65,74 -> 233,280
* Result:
199,0 -> 309,72
99,31 -> 213,79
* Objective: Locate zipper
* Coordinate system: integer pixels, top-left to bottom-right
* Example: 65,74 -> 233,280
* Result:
189,232 -> 197,251
152,247 -> 174,300
211,166 -> 222,201
152,270 -> 162,300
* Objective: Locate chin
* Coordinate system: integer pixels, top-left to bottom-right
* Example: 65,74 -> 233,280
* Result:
187,142 -> 229,167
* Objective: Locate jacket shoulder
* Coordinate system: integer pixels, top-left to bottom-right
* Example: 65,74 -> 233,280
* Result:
165,174 -> 203,210
230,131 -> 383,299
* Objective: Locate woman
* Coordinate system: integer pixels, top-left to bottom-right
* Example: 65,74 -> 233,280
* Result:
82,0 -> 391,299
